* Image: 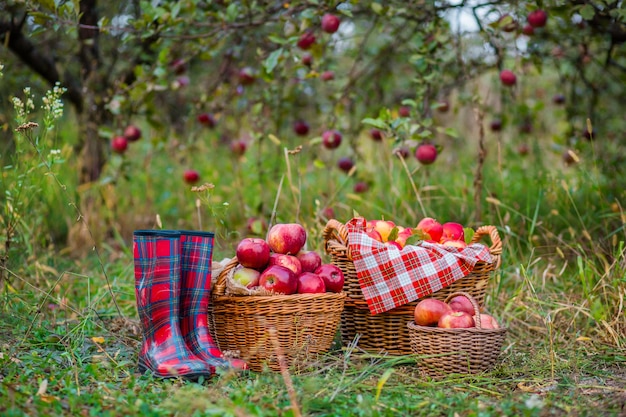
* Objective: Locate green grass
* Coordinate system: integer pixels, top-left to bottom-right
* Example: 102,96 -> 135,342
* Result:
1,93 -> 625,416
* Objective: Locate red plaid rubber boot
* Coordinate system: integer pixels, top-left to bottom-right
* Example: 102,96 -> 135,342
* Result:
179,230 -> 248,372
133,230 -> 214,379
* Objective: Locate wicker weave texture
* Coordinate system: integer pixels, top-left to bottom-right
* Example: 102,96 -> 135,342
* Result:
322,219 -> 502,355
209,258 -> 345,372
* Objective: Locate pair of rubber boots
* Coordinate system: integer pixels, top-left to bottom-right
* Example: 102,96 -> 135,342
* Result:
133,230 -> 247,379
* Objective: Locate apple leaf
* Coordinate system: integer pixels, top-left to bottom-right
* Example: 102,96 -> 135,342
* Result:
464,227 -> 475,244
412,229 -> 431,241
361,118 -> 388,130
264,48 -> 283,73
387,227 -> 399,242
579,4 -> 595,20
404,234 -> 424,247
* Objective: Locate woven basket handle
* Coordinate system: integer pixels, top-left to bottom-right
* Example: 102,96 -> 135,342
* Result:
322,219 -> 352,259
213,257 -> 240,297
444,291 -> 483,329
470,225 -> 502,256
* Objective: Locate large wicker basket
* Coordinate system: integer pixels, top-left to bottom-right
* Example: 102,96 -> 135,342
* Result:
322,219 -> 502,355
208,257 -> 345,372
407,292 -> 507,377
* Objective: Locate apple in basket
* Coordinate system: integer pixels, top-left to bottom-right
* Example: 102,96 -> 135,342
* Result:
236,237 -> 270,270
267,223 -> 307,255
414,299 -> 452,326
296,272 -> 326,294
438,311 -> 475,328
415,217 -> 443,243
259,265 -> 298,295
297,250 -> 322,273
231,265 -> 261,289
479,313 -> 500,329
448,295 -> 475,316
441,222 -> 465,242
314,264 -> 344,293
268,253 -> 303,276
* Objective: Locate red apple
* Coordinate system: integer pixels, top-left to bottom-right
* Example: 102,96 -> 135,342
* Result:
268,253 -> 302,276
447,295 -> 475,316
385,240 -> 403,250
365,229 -> 383,243
522,24 -> 534,36
414,299 -> 452,327
479,313 -> 500,329
320,71 -> 335,81
183,169 -> 200,185
490,119 -> 503,132
395,228 -> 414,248
442,239 -> 467,249
297,31 -> 316,49
175,75 -> 190,88
293,120 -> 310,136
171,58 -> 187,75
441,222 -> 465,242
368,220 -> 396,242
111,136 -> 128,154
321,13 -> 340,34
370,129 -> 383,141
353,181 -> 368,193
528,9 -> 547,28
500,70 -> 517,86
301,53 -> 313,67
314,264 -> 344,293
398,106 -> 411,117
416,217 -> 443,242
296,272 -> 326,294
259,265 -> 298,295
517,143 -> 529,156
123,125 -> 142,142
267,223 -> 307,255
415,143 -> 438,165
337,156 -> 354,173
246,217 -> 268,236
197,112 -> 216,128
322,130 -> 342,149
238,67 -> 256,85
320,206 -> 335,220
438,310 -> 475,328
230,139 -> 247,156
297,250 -> 322,273
393,146 -> 410,159
232,265 -> 261,289
236,237 -> 271,270
436,100 -> 450,113
552,94 -> 566,105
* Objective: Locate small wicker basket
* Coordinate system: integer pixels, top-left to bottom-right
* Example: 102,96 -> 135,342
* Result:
407,292 -> 507,377
322,219 -> 502,355
208,258 -> 345,372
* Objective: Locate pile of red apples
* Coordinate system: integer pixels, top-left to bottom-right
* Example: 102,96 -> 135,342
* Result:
413,295 -> 500,329
233,223 -> 344,295
365,217 -> 468,250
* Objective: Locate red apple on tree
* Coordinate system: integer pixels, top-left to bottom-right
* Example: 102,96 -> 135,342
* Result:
522,24 -> 534,36
447,295 -> 475,316
441,222 -> 465,242
197,112 -> 216,128
321,13 -> 340,34
297,250 -> 322,273
238,67 -> 256,85
414,299 -> 452,326
552,94 -> 566,105
171,58 -> 187,75
490,119 -> 503,132
183,169 -> 200,185
370,129 -> 383,141
268,253 -> 303,276
416,217 -> 443,242
297,272 -> 326,294
236,237 -> 271,270
436,100 -> 450,113
438,311 -> 475,328
398,106 -> 411,117
415,143 -> 438,165
500,69 -> 517,86
267,223 -> 307,255
321,70 -> 335,81
322,130 -> 342,149
314,264 -> 344,293
353,181 -> 368,193
259,265 -> 298,295
111,136 -> 128,154
230,139 -> 247,156
527,9 -> 548,28
123,125 -> 142,142
293,120 -> 310,136
301,53 -> 313,67
232,265 -> 261,289
297,31 -> 316,49
337,156 -> 354,173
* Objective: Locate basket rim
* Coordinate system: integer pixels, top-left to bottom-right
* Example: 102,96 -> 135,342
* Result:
213,291 -> 346,304
407,320 -> 507,334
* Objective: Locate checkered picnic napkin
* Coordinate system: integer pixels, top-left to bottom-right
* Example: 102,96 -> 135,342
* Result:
346,217 -> 494,315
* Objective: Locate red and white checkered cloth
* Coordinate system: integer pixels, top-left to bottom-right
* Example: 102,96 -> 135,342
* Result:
346,218 -> 493,315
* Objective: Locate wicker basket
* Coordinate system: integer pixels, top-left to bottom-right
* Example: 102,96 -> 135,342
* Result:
208,257 -> 345,372
322,219 -> 502,355
407,292 -> 507,377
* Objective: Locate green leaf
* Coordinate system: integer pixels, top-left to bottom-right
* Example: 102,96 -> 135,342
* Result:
268,35 -> 287,45
436,126 -> 459,138
387,227 -> 399,242
580,4 -> 595,20
371,3 -> 383,15
464,228 -> 475,244
361,118 -> 388,130
404,234 -> 425,247
263,48 -> 283,73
